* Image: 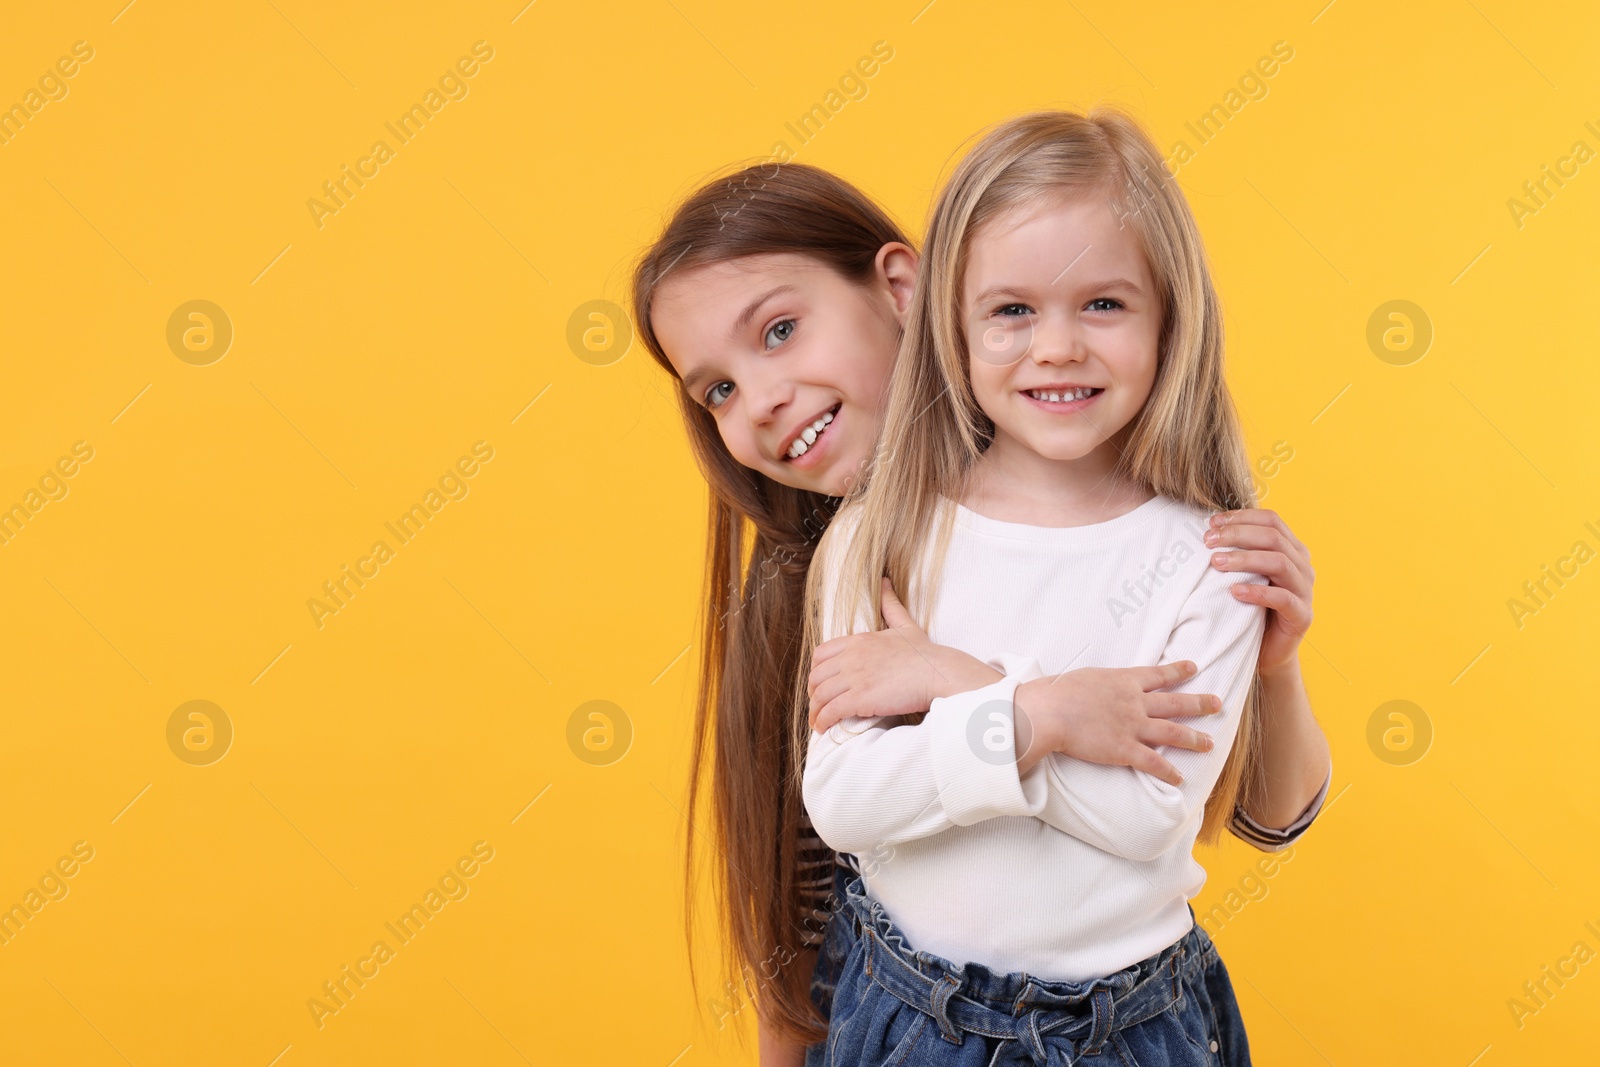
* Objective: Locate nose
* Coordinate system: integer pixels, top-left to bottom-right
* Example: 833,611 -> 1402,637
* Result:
742,364 -> 794,429
1026,310 -> 1087,367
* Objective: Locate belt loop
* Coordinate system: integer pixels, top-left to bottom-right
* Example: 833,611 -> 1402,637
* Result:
1083,987 -> 1115,1053
1022,1008 -> 1050,1065
929,973 -> 964,1045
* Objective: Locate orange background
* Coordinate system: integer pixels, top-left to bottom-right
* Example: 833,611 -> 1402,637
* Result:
0,1 -> 1597,1063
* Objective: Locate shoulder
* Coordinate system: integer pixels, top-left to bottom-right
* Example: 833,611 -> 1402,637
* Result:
814,500 -> 866,571
1171,504 -> 1269,627
1075,495 -> 1216,573
1142,495 -> 1215,541
1133,495 -> 1268,607
809,502 -> 874,637
825,499 -> 867,541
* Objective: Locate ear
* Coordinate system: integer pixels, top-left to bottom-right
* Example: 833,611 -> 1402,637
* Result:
874,241 -> 919,324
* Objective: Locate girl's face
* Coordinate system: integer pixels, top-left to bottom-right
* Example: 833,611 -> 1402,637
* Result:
651,248 -> 916,498
961,193 -> 1162,476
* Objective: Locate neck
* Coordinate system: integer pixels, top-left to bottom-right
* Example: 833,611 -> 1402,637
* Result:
963,429 -> 1151,526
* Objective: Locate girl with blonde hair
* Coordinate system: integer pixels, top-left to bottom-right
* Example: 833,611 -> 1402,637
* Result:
801,107 -> 1288,1064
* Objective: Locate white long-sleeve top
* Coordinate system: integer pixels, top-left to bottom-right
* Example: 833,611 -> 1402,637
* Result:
802,493 -> 1268,982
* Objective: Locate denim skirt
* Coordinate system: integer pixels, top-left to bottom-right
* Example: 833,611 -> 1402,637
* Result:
804,858 -> 1252,1067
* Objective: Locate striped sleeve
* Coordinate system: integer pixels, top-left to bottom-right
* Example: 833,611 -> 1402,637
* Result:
795,812 -> 837,948
1227,756 -> 1332,852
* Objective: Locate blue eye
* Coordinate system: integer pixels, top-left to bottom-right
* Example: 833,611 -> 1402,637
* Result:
1086,297 -> 1124,312
764,318 -> 796,348
704,381 -> 734,409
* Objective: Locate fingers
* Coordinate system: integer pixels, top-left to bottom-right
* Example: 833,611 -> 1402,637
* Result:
1141,660 -> 1197,692
1211,508 -> 1308,560
1209,549 -> 1299,587
810,698 -> 839,733
1205,521 -> 1295,559
1145,691 -> 1223,718
1206,522 -> 1310,584
807,657 -> 841,701
1128,747 -> 1183,787
1144,719 -> 1216,753
1208,524 -> 1313,609
814,694 -> 875,734
809,690 -> 853,733
1238,554 -> 1311,601
879,578 -> 918,631
1232,582 -> 1312,634
813,630 -> 890,667
812,636 -> 846,666
1210,507 -> 1290,539
811,697 -> 852,734
808,676 -> 851,720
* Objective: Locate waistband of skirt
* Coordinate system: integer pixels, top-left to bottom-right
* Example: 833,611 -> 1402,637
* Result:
841,871 -> 1217,1049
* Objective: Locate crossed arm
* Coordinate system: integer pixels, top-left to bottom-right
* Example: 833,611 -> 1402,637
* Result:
801,547 -> 1268,859
805,508 -> 1331,844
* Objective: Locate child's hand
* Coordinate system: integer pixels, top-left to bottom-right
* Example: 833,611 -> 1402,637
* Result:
1205,508 -> 1313,676
1013,662 -> 1221,786
808,578 -> 1003,732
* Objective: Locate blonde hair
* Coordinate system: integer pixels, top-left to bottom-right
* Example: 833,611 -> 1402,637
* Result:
799,108 -> 1264,844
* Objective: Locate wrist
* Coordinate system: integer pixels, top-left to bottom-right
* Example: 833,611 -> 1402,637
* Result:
929,647 -> 1004,700
1258,653 -> 1304,689
1012,678 -> 1062,775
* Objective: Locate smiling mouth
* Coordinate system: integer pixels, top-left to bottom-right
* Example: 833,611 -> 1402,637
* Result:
784,404 -> 840,461
1025,387 -> 1103,403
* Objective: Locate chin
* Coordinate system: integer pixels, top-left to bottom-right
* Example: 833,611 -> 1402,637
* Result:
815,470 -> 851,498
1003,431 -> 1089,459
774,463 -> 837,497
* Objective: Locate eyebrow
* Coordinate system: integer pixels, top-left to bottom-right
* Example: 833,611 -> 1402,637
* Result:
968,277 -> 1143,306
678,283 -> 801,398
969,285 -> 1027,306
730,284 -> 799,340
680,364 -> 713,397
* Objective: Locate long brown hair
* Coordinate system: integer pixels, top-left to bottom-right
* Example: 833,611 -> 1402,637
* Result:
631,161 -> 912,1044
802,108 -> 1265,848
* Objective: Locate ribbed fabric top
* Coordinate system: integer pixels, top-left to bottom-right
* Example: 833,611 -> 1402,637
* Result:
793,762 -> 1331,948
801,493 -> 1271,981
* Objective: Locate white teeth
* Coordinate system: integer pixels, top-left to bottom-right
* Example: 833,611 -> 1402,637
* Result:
1030,388 -> 1097,402
786,408 -> 837,459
